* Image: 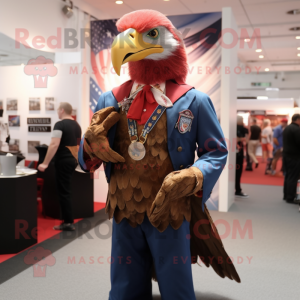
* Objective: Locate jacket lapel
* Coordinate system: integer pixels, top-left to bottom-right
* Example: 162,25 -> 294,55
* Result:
112,80 -> 134,103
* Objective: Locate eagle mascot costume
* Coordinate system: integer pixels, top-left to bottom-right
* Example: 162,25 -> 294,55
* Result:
77,9 -> 240,300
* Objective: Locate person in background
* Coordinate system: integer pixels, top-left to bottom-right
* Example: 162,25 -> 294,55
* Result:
38,102 -> 82,231
282,114 -> 300,203
235,115 -> 249,198
261,119 -> 273,174
271,118 -> 288,175
246,118 -> 261,171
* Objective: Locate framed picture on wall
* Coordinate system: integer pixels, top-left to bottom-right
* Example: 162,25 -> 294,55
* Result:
29,98 -> 41,111
8,115 -> 20,127
28,141 -> 40,154
71,109 -> 77,121
9,139 -> 20,151
0,100 -> 3,110
7,98 -> 18,111
45,97 -> 55,111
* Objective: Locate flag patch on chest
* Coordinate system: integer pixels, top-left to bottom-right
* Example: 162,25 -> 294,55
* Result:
175,109 -> 194,134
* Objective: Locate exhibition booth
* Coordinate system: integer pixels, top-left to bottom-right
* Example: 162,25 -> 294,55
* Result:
237,97 -> 296,156
236,97 -> 299,186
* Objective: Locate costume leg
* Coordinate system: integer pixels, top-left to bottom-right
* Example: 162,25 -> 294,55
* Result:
142,216 -> 196,300
109,218 -> 153,300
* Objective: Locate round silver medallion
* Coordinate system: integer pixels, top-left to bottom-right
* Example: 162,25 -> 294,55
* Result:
128,141 -> 146,161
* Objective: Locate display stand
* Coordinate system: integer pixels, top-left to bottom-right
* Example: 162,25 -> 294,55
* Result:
0,173 -> 37,254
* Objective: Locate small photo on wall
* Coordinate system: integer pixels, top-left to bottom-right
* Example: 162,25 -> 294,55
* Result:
7,98 -> 18,111
8,115 -> 20,127
9,139 -> 20,152
28,141 -> 40,154
45,97 -> 55,111
71,109 -> 77,121
29,98 -> 41,111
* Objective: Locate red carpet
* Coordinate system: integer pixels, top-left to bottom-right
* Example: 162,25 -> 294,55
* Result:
241,157 -> 284,186
0,202 -> 105,264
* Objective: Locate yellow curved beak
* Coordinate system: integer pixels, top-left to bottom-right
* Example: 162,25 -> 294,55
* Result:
111,28 -> 164,76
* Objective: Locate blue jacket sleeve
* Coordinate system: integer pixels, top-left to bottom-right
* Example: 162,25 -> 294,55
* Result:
192,94 -> 228,208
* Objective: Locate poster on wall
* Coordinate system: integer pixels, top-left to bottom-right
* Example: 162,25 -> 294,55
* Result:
90,12 -> 222,210
27,118 -> 51,124
28,126 -> 51,132
45,97 -> 55,111
29,98 -> 41,111
9,139 -> 20,151
8,115 -> 20,127
28,141 -> 40,153
7,99 -> 18,111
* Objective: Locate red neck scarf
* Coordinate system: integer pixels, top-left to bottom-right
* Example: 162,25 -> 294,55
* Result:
126,85 -> 158,125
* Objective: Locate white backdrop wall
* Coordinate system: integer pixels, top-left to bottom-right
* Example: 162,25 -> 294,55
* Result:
219,7 -> 238,212
0,64 -> 81,160
0,0 -> 108,202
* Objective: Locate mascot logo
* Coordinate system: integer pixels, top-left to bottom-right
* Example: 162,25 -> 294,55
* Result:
24,56 -> 58,88
24,246 -> 56,277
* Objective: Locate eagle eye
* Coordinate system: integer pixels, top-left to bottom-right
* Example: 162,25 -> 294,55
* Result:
147,28 -> 159,39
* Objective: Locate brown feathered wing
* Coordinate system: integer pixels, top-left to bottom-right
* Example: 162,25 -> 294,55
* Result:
190,195 -> 241,283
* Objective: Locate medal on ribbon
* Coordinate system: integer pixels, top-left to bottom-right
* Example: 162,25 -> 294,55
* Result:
127,105 -> 166,161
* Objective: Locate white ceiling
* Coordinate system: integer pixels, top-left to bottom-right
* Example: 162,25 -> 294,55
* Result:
81,0 -> 300,72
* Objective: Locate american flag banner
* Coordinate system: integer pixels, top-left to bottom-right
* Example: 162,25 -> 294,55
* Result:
90,19 -> 129,119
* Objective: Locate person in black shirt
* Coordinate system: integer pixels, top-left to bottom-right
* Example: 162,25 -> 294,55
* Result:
282,114 -> 300,203
246,118 -> 261,170
236,115 -> 249,198
38,102 -> 82,231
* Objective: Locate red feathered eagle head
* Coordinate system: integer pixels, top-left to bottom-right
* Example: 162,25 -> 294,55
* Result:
111,9 -> 188,85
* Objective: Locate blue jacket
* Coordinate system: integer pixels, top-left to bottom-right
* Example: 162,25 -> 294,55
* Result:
78,81 -> 228,210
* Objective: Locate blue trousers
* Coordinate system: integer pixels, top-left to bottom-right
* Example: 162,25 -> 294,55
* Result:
109,216 -> 196,300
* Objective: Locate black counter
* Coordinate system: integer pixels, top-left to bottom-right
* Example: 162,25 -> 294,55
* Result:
41,163 -> 94,220
0,174 -> 37,254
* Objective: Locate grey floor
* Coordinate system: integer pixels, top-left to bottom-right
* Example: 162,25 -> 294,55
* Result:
0,184 -> 300,300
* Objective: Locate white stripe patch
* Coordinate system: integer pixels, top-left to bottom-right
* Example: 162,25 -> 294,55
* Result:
52,130 -> 63,138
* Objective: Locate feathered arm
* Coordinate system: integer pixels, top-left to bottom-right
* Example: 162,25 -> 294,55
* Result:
78,94 -> 125,173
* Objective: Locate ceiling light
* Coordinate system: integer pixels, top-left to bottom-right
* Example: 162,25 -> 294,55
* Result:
298,53 -> 300,57
290,27 -> 300,31
296,36 -> 300,39
244,38 -> 250,42
265,68 -> 270,72
257,96 -> 268,100
266,88 -> 279,91
287,9 -> 300,15
256,49 -> 262,52
259,55 -> 264,58
62,0 -> 73,18
115,0 -> 123,3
